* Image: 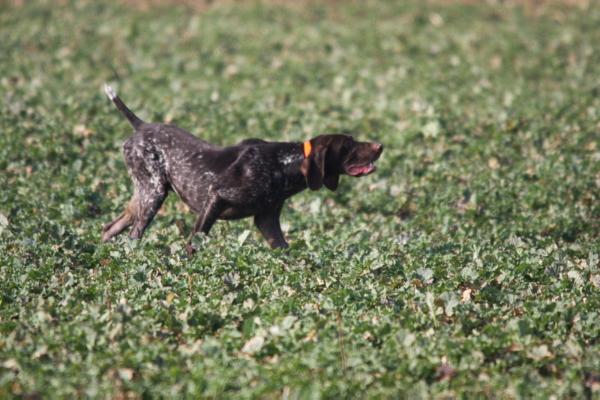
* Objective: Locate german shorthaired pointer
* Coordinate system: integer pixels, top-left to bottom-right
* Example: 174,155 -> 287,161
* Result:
102,85 -> 383,253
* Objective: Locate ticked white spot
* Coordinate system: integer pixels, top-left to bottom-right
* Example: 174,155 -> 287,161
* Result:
278,153 -> 302,166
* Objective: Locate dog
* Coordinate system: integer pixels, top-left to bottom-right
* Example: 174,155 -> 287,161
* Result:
101,84 -> 383,253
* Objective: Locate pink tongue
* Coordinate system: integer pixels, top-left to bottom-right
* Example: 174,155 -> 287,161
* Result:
349,163 -> 375,176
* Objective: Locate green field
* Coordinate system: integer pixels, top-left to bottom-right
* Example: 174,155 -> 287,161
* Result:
1,0 -> 600,398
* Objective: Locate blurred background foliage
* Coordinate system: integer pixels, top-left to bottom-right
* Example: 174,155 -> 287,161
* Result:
1,0 -> 599,398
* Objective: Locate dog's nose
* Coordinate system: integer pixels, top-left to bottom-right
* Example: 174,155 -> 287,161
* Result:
372,143 -> 383,155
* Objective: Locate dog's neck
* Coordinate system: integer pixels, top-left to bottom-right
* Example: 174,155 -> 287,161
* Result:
277,142 -> 305,167
277,142 -> 308,195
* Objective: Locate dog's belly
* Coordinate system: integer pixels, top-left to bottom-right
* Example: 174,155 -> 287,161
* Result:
218,207 -> 256,220
172,181 -> 283,219
217,189 -> 284,220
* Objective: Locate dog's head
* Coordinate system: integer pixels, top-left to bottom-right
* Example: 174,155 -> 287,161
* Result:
300,134 -> 383,191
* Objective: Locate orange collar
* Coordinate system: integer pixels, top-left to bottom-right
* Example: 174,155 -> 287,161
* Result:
303,140 -> 312,158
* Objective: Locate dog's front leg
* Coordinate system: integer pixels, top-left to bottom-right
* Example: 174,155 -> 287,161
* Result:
254,203 -> 288,249
186,194 -> 224,255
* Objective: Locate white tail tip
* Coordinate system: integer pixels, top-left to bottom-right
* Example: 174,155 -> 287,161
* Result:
104,83 -> 116,100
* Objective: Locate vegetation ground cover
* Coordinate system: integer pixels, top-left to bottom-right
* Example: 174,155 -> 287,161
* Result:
1,0 -> 599,398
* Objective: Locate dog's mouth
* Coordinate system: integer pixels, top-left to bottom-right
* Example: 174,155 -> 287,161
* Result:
345,162 -> 377,177
343,143 -> 383,177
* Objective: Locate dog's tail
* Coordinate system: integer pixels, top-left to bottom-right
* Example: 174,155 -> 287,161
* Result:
104,84 -> 144,129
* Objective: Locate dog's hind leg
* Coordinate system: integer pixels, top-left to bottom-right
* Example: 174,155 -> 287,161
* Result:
101,196 -> 137,242
101,186 -> 167,241
129,185 -> 167,239
114,137 -> 169,240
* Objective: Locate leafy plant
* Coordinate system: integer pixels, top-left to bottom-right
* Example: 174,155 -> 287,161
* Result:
1,0 -> 599,398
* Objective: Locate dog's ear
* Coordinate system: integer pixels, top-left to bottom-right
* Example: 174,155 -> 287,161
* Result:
323,174 -> 339,191
301,144 -> 326,191
301,143 -> 340,191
